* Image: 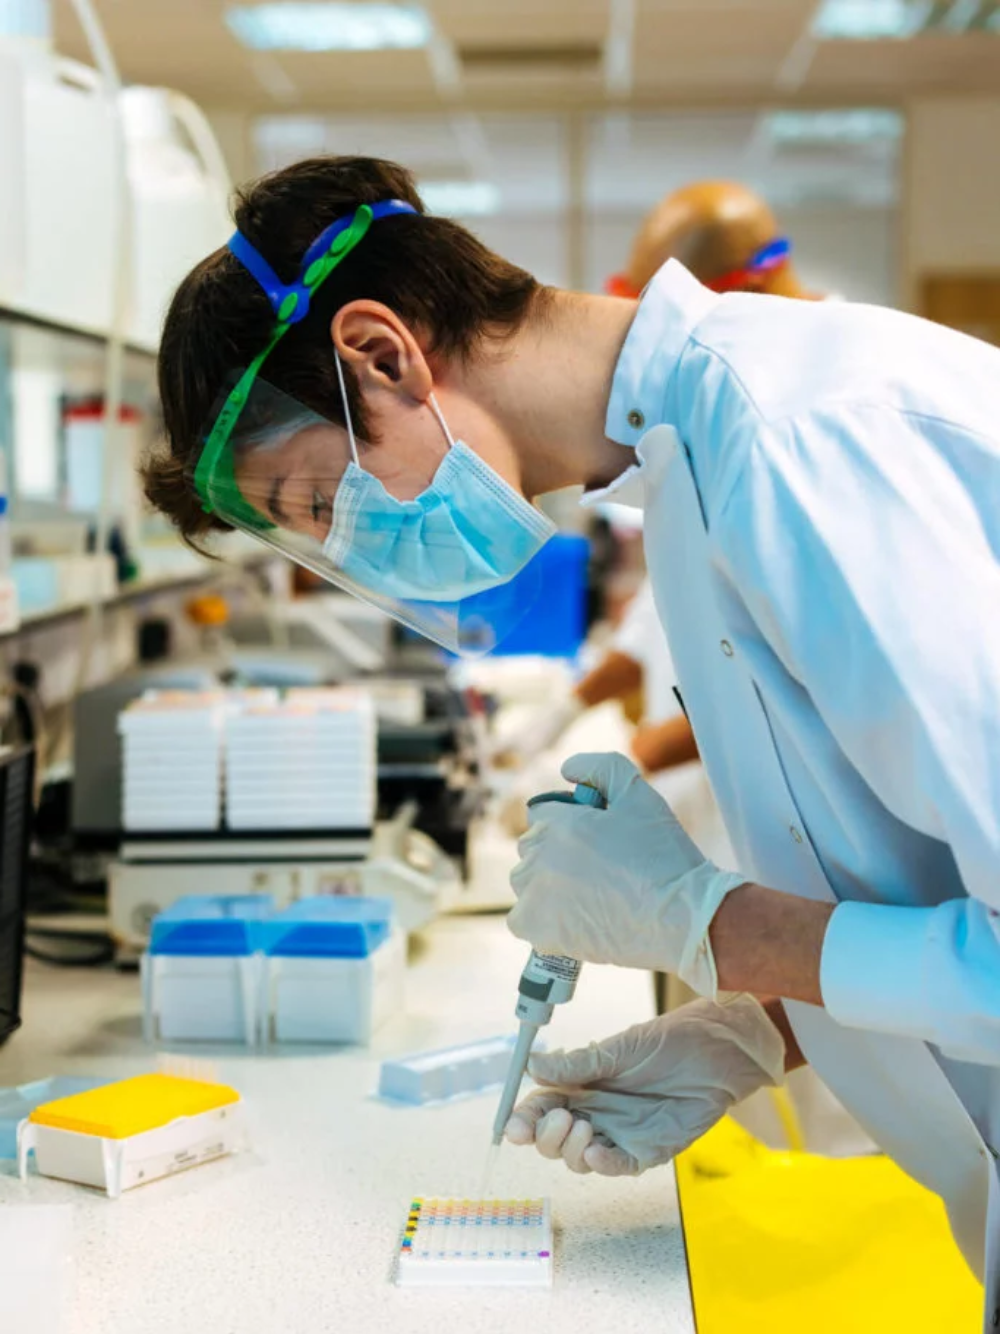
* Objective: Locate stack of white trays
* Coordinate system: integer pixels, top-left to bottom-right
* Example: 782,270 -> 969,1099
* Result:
224,687 -> 377,831
118,691 -> 232,832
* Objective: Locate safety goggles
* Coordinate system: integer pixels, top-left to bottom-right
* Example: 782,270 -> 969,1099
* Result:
702,236 -> 792,294
604,235 -> 792,299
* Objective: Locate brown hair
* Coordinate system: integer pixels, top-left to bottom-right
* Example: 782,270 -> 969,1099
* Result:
144,155 -> 544,546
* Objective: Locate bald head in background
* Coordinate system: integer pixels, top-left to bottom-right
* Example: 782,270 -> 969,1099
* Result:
623,180 -> 810,298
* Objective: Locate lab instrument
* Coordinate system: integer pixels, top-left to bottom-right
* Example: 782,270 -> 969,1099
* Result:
0,744 -> 34,1046
0,447 -> 18,632
72,671 -> 472,955
224,688 -> 376,831
17,1073 -> 246,1198
396,1197 -> 552,1288
491,783 -> 606,1147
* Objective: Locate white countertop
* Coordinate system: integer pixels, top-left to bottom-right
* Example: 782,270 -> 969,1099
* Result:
0,914 -> 694,1334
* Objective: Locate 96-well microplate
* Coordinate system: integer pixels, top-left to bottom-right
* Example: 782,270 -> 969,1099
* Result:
397,1198 -> 553,1288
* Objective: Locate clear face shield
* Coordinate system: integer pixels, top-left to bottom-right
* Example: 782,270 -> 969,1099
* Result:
190,202 -> 555,656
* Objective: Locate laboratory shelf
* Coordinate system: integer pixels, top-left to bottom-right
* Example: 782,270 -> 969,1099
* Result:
0,302 -> 157,361
0,552 -> 274,642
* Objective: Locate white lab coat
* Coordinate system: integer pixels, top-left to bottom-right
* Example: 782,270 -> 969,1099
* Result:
587,260 -> 1000,1325
612,580 -> 735,869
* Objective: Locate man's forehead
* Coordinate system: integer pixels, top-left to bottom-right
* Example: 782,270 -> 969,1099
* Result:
238,420 -> 346,471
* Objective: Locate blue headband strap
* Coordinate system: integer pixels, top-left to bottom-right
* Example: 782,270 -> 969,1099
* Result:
227,198 -> 418,326
748,236 -> 792,271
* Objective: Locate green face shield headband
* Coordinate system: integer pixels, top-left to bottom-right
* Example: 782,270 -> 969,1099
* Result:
193,198 -> 418,527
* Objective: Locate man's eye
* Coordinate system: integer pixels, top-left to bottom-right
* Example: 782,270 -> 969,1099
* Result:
311,490 -> 331,524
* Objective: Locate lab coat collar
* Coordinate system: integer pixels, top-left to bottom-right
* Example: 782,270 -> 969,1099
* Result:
582,259 -> 720,512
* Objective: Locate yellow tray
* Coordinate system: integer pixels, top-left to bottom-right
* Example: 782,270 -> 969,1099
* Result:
677,1117 -> 982,1333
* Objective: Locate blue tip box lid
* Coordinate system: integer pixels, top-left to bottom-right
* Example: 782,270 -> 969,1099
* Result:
260,896 -> 395,959
149,894 -> 275,957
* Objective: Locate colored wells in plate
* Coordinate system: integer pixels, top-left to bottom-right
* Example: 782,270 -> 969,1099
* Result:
397,1198 -> 553,1288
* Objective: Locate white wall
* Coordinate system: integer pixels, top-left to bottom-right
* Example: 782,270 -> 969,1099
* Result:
904,98 -> 1000,299
466,216 -> 570,289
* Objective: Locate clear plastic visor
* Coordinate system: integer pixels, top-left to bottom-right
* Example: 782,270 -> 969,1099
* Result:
191,375 -> 543,657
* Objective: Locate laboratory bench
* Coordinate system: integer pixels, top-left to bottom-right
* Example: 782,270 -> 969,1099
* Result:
0,913 -> 694,1334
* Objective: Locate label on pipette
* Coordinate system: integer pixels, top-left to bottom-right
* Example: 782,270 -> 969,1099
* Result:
531,953 -> 581,982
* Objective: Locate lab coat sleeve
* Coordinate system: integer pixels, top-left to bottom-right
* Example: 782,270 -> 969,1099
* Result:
713,403 -> 1000,1063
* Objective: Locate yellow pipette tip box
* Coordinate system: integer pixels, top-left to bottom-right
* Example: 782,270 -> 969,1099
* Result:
17,1074 -> 247,1198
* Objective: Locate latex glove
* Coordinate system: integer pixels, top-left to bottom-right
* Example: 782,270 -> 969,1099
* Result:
508,751 -> 747,996
490,695 -> 585,770
505,995 -> 785,1175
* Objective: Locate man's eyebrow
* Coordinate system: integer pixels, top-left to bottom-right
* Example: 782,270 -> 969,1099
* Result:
268,475 -> 290,524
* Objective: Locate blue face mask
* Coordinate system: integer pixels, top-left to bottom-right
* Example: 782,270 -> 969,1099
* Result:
322,359 -> 556,604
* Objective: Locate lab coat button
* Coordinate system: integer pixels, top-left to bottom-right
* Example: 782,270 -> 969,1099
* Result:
790,826 -> 804,844
627,409 -> 645,429
720,639 -> 734,657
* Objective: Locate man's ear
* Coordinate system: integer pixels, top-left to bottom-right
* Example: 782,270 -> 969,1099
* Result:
331,301 -> 433,401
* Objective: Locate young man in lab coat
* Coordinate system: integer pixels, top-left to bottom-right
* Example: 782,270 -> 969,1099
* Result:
146,156 -> 1000,1322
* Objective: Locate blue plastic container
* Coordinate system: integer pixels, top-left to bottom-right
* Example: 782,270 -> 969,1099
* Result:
260,896 -> 395,959
148,895 -> 275,957
488,533 -> 590,658
0,1077 -> 112,1159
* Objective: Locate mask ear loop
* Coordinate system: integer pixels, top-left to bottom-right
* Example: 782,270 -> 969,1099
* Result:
336,351 -> 456,466
334,353 -> 361,466
428,392 -> 457,451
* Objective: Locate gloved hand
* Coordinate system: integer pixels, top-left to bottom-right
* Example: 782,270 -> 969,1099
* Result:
490,695 -> 585,770
507,751 -> 747,996
505,995 -> 785,1175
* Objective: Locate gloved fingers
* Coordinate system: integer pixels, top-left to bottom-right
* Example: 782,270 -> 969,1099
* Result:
508,852 -> 535,899
534,1106 -> 575,1160
506,897 -> 565,952
561,1117 -> 595,1174
504,1089 -> 569,1145
561,751 -> 640,805
561,751 -> 678,825
514,823 -> 544,858
504,897 -> 530,943
505,898 -> 580,958
522,799 -> 589,836
560,752 -> 637,800
528,1043 -> 610,1089
583,1140 -> 641,1177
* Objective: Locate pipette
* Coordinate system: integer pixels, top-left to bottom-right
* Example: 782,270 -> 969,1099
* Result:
491,782 -> 607,1147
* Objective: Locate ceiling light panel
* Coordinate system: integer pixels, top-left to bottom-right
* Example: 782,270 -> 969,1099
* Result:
226,3 -> 432,52
766,109 -> 905,144
810,0 -> 1000,38
812,0 -> 932,39
418,181 -> 501,215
